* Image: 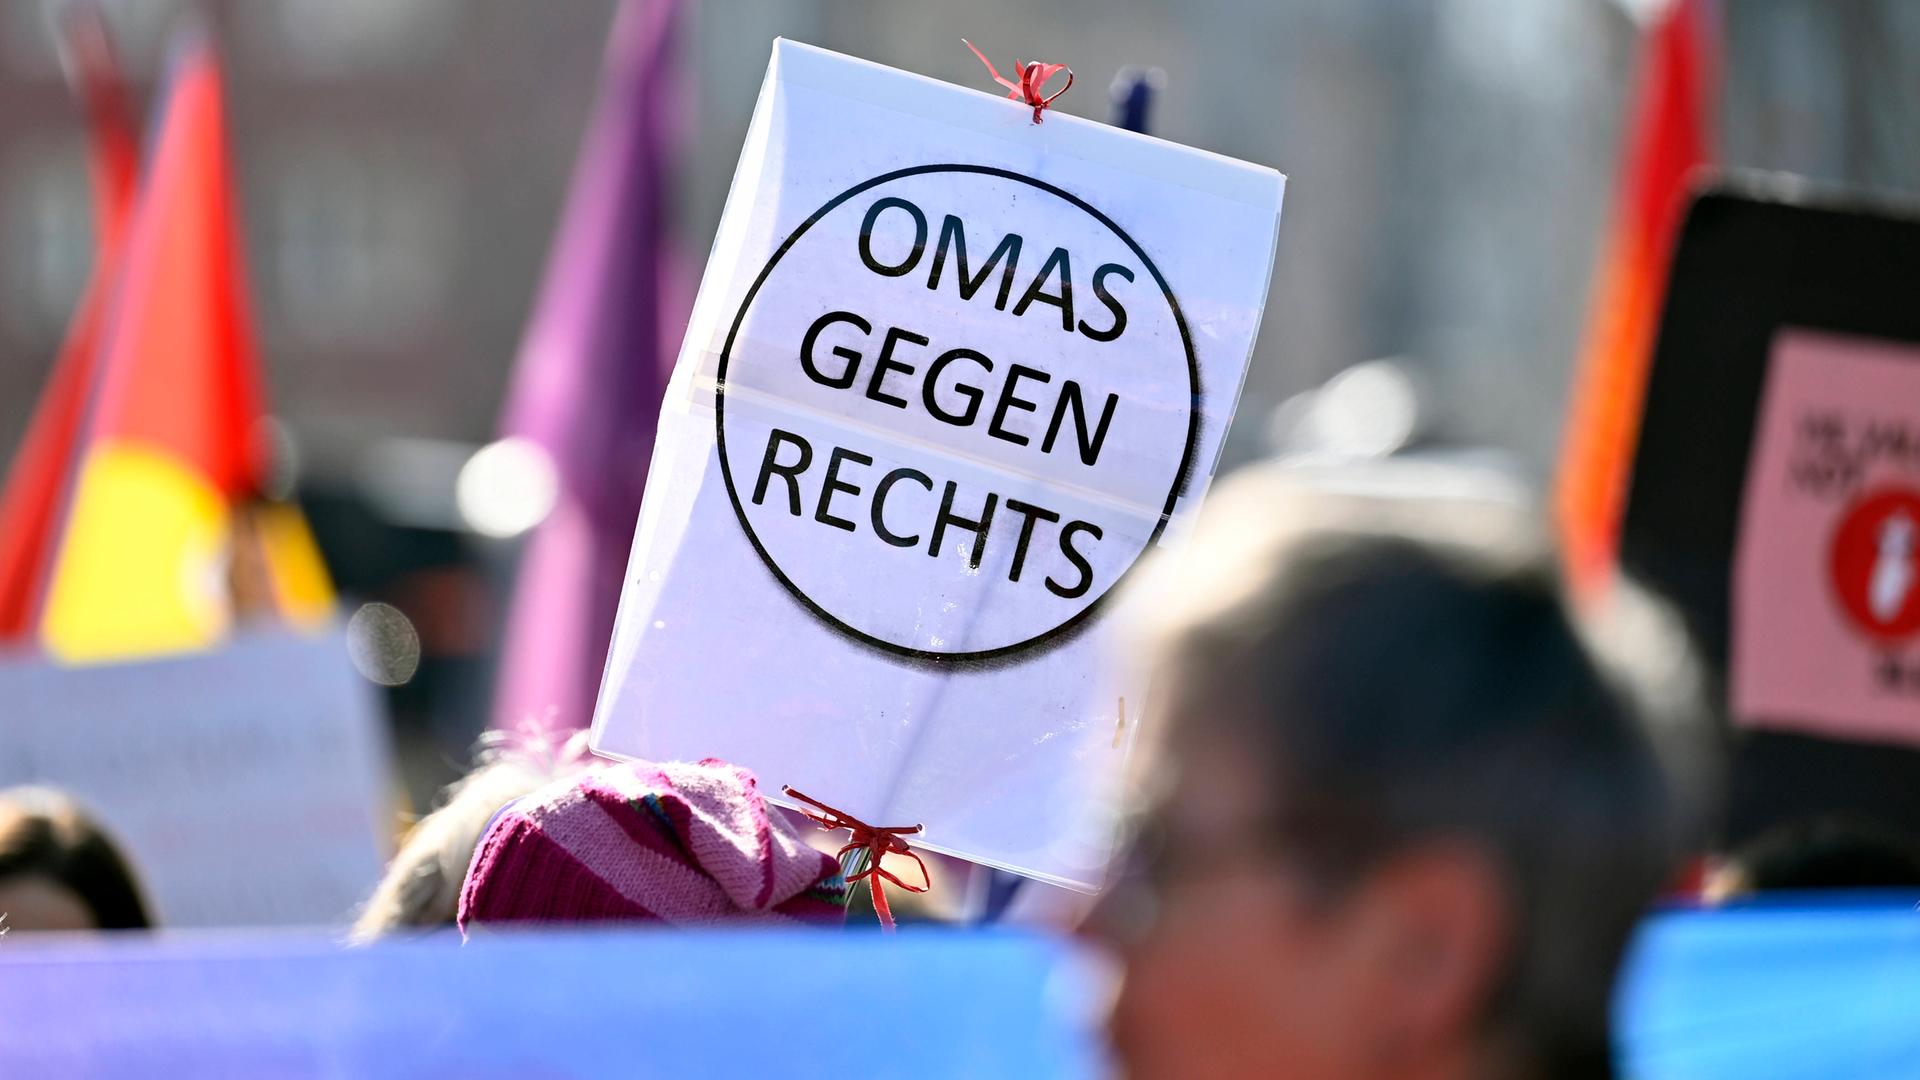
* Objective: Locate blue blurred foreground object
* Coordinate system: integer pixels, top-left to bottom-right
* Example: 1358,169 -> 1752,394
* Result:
1618,901 -> 1920,1078
0,929 -> 1104,1077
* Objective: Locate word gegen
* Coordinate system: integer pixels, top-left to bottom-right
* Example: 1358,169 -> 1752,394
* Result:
746,195 -> 1142,600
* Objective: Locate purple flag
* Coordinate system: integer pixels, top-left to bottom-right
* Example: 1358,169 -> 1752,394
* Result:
493,0 -> 683,732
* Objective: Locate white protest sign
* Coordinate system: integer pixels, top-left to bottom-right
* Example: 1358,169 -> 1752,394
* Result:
0,629 -> 392,927
592,40 -> 1283,889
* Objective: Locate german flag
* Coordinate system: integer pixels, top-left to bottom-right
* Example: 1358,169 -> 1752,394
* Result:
37,34 -> 331,662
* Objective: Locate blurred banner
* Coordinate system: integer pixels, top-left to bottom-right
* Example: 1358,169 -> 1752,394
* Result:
1554,0 -> 1713,594
36,30 -> 332,663
491,0 -> 683,734
0,628 -> 390,927
1617,902 -> 1920,1078
0,929 -> 1105,1077
3,906 -> 1916,1078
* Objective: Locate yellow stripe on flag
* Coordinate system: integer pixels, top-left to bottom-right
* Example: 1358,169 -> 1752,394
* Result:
252,500 -> 334,629
41,444 -> 231,662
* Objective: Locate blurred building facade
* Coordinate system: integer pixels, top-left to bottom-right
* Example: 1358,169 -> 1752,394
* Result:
1,0 -> 610,458
6,0 -> 1920,483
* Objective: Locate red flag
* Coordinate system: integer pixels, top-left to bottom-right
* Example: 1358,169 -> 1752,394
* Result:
0,8 -> 137,640
1555,0 -> 1715,594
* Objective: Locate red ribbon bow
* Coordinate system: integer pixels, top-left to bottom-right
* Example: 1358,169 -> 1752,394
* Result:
783,786 -> 928,932
963,39 -> 1073,124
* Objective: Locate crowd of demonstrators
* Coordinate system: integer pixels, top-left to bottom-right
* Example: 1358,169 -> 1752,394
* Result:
0,786 -> 151,932
1092,463 -> 1711,1080
345,457 -> 1738,1077
13,455 -> 1920,1073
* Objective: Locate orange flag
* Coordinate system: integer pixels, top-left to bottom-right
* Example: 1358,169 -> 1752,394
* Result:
38,35 -> 331,662
1554,0 -> 1714,594
0,9 -> 137,640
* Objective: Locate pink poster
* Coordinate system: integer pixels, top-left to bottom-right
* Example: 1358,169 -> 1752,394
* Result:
1732,330 -> 1920,747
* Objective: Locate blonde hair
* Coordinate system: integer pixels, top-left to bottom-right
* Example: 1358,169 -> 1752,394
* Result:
349,729 -> 594,943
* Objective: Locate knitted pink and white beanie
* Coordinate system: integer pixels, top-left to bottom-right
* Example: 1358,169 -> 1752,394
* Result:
458,758 -> 846,932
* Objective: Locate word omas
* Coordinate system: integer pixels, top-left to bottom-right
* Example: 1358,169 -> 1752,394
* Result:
750,194 -> 1144,600
856,196 -> 1135,342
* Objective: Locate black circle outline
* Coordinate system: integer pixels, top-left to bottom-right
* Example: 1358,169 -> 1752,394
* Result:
715,163 -> 1200,662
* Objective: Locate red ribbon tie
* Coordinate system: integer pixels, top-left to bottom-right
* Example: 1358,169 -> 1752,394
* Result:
783,786 -> 928,932
963,38 -> 1073,124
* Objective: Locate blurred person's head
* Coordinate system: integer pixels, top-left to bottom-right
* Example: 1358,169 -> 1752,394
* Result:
350,727 -> 595,943
1098,462 -> 1706,1080
0,786 -> 151,931
1707,815 -> 1920,900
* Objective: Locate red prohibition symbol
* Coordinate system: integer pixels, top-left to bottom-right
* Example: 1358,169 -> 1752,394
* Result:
1829,484 -> 1920,643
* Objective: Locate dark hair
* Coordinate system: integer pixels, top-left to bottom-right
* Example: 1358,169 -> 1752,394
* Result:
1141,477 -> 1702,1080
0,787 -> 152,930
1728,815 -> 1920,893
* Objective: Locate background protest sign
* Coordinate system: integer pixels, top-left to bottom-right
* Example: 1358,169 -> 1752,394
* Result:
1620,182 -> 1920,847
1733,331 -> 1920,747
591,41 -> 1283,888
0,629 -> 391,927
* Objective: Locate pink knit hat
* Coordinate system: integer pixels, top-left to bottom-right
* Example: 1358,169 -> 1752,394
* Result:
458,758 -> 846,931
